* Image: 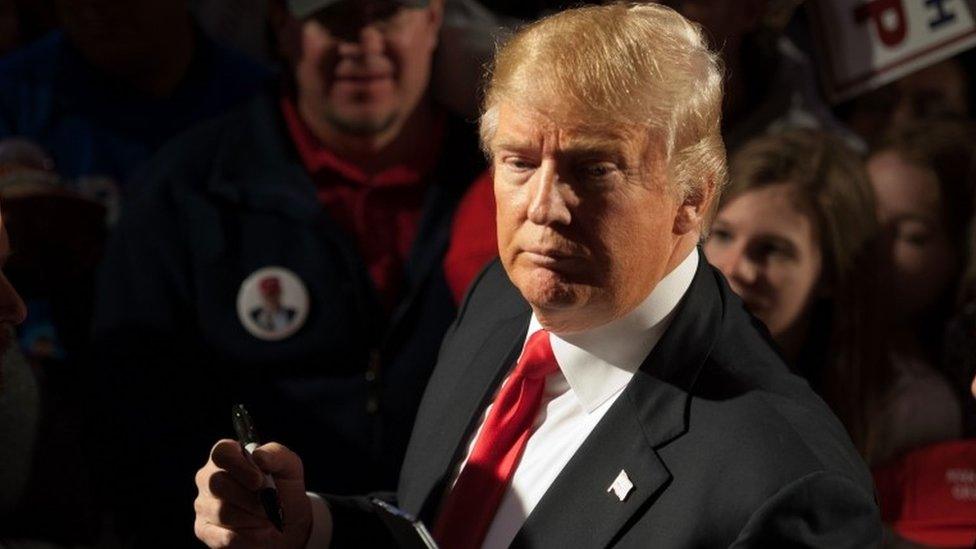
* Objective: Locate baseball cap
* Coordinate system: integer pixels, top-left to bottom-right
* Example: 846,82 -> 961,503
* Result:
287,0 -> 429,20
873,439 -> 976,547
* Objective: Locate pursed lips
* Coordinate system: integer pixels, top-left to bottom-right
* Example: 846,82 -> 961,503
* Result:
520,247 -> 578,266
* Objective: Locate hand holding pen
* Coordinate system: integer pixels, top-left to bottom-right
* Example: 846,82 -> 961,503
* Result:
232,404 -> 285,531
193,408 -> 316,548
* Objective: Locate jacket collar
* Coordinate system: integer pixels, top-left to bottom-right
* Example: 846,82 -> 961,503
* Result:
405,251 -> 726,546
511,252 -> 724,547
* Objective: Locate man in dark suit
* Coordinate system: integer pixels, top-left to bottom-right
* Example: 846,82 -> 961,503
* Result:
192,4 -> 882,547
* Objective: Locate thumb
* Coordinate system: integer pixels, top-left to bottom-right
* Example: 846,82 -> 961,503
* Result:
252,442 -> 304,482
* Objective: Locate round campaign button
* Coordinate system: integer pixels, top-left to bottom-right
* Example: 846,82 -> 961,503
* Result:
237,266 -> 310,341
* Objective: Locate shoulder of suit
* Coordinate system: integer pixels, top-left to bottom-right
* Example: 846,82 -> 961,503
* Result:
455,259 -> 529,324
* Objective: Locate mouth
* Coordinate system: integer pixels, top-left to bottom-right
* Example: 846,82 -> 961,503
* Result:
520,247 -> 578,267
336,73 -> 392,82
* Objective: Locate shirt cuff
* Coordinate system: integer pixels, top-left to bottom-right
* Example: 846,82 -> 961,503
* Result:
305,492 -> 332,549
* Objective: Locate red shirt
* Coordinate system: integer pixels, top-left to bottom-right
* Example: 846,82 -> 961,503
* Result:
281,96 -> 443,312
442,169 -> 497,302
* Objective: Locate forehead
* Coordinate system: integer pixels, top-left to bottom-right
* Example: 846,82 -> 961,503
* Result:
719,184 -> 817,241
491,102 -> 649,156
867,151 -> 941,216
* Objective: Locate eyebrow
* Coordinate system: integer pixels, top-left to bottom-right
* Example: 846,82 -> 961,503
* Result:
890,213 -> 936,224
491,135 -> 631,158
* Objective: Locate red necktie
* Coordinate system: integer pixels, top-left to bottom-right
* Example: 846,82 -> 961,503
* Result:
433,330 -> 560,549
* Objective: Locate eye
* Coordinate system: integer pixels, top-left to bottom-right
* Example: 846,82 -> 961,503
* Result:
759,240 -> 796,260
896,222 -> 933,247
708,228 -> 733,244
578,162 -> 616,180
501,156 -> 537,172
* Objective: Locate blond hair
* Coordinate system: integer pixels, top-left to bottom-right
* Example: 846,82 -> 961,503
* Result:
480,2 -> 727,202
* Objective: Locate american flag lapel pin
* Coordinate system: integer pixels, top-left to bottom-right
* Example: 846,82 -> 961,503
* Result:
607,469 -> 634,502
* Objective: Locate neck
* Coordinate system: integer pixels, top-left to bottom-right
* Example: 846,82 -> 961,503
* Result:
298,95 -> 436,175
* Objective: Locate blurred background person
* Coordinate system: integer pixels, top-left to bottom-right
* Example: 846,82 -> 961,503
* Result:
866,118 -> 975,464
704,129 -> 892,462
873,205 -> 976,548
837,52 -> 976,147
0,0 -> 269,214
0,196 -> 50,545
0,139 -> 104,546
660,0 -> 858,152
89,0 -> 496,546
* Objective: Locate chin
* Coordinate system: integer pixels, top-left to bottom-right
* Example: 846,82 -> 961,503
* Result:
514,267 -> 590,311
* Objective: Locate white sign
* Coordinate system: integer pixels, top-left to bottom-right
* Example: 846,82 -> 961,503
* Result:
811,0 -> 976,102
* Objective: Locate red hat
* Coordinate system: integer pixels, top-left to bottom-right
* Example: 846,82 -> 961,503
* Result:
258,276 -> 282,297
874,439 -> 976,547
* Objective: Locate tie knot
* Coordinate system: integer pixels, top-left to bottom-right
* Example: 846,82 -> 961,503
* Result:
515,330 -> 559,379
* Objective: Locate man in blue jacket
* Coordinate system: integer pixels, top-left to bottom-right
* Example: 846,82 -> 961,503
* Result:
91,0 -> 492,546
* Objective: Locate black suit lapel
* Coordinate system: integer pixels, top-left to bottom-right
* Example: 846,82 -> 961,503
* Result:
399,311 -> 532,518
512,254 -> 724,548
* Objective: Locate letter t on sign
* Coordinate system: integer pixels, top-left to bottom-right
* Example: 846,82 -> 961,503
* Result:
854,0 -> 908,47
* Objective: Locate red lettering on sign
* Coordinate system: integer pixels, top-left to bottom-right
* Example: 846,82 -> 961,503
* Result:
854,0 -> 908,47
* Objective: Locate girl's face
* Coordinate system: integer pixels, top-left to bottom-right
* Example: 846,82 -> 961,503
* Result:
705,182 -> 823,341
868,150 -> 958,321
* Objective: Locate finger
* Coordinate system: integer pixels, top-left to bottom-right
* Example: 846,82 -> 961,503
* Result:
252,442 -> 304,481
210,439 -> 263,491
194,494 -> 269,530
194,519 -> 274,549
206,471 -> 266,516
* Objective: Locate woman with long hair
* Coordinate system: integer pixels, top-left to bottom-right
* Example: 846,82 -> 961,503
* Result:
704,129 -> 894,463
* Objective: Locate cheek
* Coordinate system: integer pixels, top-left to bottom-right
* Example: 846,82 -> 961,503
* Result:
702,241 -> 730,275
493,183 -> 525,252
892,238 -> 954,279
765,261 -> 820,329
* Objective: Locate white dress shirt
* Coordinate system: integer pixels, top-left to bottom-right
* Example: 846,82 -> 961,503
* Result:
306,249 -> 699,548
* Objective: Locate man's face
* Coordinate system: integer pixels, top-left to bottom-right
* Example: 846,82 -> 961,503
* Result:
0,211 -> 27,386
491,102 -> 688,332
292,0 -> 441,138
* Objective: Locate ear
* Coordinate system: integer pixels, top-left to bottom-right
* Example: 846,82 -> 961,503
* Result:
673,176 -> 716,236
425,0 -> 445,50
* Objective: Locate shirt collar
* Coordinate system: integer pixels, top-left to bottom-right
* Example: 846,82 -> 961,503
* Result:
279,94 -> 444,187
527,248 -> 699,413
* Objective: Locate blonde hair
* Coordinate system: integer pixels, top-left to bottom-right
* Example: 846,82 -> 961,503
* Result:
480,2 -> 727,202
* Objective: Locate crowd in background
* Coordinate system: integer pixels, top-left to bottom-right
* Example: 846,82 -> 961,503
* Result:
0,0 -> 974,548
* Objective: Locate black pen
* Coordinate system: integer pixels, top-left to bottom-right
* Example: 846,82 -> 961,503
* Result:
232,404 -> 285,532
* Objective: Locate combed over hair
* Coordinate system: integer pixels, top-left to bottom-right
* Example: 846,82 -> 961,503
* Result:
480,2 -> 727,203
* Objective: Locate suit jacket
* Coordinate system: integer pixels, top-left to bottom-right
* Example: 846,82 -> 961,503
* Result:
329,254 -> 882,547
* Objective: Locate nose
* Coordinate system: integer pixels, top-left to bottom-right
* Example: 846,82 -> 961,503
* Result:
0,273 -> 25,326
526,162 -> 572,226
337,25 -> 385,57
727,249 -> 760,287
711,243 -> 758,288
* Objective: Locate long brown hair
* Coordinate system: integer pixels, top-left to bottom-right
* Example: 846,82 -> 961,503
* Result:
719,129 -> 892,460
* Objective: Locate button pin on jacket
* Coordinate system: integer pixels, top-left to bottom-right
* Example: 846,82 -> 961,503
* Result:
237,266 -> 310,341
608,469 -> 635,502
